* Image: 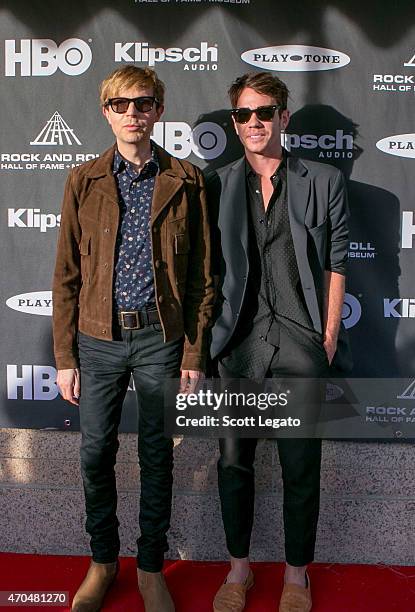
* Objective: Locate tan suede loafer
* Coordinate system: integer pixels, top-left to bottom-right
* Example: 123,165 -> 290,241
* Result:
278,573 -> 312,612
71,560 -> 119,611
137,568 -> 175,612
213,569 -> 254,612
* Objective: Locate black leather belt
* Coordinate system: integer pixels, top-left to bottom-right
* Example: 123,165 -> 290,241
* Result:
117,308 -> 160,330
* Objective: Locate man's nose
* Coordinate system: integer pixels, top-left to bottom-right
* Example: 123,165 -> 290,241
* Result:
126,101 -> 139,116
246,111 -> 262,126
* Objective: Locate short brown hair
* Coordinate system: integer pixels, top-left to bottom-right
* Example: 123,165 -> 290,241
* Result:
228,72 -> 289,114
99,66 -> 165,106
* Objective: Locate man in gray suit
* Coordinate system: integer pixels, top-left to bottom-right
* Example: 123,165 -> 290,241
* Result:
206,72 -> 350,612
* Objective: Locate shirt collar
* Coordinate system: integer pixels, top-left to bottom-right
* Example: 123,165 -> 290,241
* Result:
112,142 -> 159,178
245,148 -> 288,179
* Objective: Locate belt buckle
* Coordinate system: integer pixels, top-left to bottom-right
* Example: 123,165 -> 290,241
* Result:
120,311 -> 141,330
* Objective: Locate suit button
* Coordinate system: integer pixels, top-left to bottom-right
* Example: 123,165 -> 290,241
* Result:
260,335 -> 264,340
155,259 -> 161,268
153,227 -> 158,233
158,295 -> 164,303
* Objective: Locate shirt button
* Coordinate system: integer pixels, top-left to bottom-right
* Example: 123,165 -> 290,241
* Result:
259,219 -> 264,224
155,259 -> 161,268
102,329 -> 107,335
260,335 -> 264,340
255,189 -> 260,194
153,226 -> 158,233
158,295 -> 164,303
104,228 -> 110,233
103,296 -> 107,302
104,262 -> 109,269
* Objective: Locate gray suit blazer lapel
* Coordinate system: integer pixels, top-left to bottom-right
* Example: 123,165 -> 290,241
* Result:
288,156 -> 322,332
218,157 -> 249,273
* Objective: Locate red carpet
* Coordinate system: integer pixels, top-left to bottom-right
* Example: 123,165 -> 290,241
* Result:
0,554 -> 414,611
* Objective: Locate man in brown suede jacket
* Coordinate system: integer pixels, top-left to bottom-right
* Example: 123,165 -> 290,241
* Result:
52,66 -> 213,612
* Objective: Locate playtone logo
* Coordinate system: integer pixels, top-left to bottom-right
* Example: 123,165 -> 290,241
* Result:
4,38 -> 92,76
152,121 -> 226,160
8,209 -> 60,232
6,291 -> 52,316
376,134 -> 415,159
241,45 -> 350,71
7,365 -> 58,401
115,41 -> 218,70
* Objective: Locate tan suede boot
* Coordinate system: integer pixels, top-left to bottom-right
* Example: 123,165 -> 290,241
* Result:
137,568 -> 175,612
71,560 -> 119,611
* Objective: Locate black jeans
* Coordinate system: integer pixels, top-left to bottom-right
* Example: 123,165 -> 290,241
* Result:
218,319 -> 329,567
78,325 -> 183,571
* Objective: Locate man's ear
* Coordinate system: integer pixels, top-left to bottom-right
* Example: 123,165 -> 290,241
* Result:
280,109 -> 290,131
155,104 -> 164,122
102,105 -> 111,126
231,115 -> 240,137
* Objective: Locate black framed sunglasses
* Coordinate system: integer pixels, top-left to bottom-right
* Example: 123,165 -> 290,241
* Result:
231,104 -> 280,124
105,96 -> 158,114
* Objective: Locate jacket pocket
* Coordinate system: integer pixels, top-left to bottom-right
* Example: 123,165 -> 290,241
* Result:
79,234 -> 91,285
174,232 -> 190,288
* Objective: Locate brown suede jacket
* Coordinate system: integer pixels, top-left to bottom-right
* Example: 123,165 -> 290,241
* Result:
52,143 -> 214,372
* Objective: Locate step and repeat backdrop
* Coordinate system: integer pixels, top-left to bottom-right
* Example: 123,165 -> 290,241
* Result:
1,0 -> 415,429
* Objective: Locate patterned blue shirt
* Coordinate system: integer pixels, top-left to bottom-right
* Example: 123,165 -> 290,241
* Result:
113,148 -> 158,310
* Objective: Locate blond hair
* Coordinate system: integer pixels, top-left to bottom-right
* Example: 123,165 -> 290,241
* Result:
99,66 -> 165,106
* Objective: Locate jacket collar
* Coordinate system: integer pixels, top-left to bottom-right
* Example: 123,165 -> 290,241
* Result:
85,141 -> 188,180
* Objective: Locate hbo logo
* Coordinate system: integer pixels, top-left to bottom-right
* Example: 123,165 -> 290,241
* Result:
5,39 -> 92,76
152,122 -> 227,160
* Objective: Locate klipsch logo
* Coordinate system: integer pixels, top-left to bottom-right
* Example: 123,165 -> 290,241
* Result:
376,134 -> 415,159
284,130 -> 354,160
241,45 -> 350,71
8,209 -> 60,232
115,41 -> 218,71
384,298 -> 415,318
6,291 -> 52,316
4,38 -> 92,76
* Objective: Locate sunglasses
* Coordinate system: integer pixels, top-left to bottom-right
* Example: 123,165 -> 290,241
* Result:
105,96 -> 158,114
231,104 -> 280,124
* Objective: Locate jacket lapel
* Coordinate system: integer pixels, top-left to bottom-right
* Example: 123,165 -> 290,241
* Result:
85,145 -> 119,206
151,144 -> 187,224
219,157 -> 248,260
288,155 -> 322,332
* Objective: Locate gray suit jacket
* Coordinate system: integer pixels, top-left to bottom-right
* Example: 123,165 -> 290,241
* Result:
206,154 -> 352,372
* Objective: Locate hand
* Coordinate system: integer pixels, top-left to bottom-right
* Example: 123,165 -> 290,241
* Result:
57,368 -> 81,405
323,336 -> 337,365
179,369 -> 205,395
